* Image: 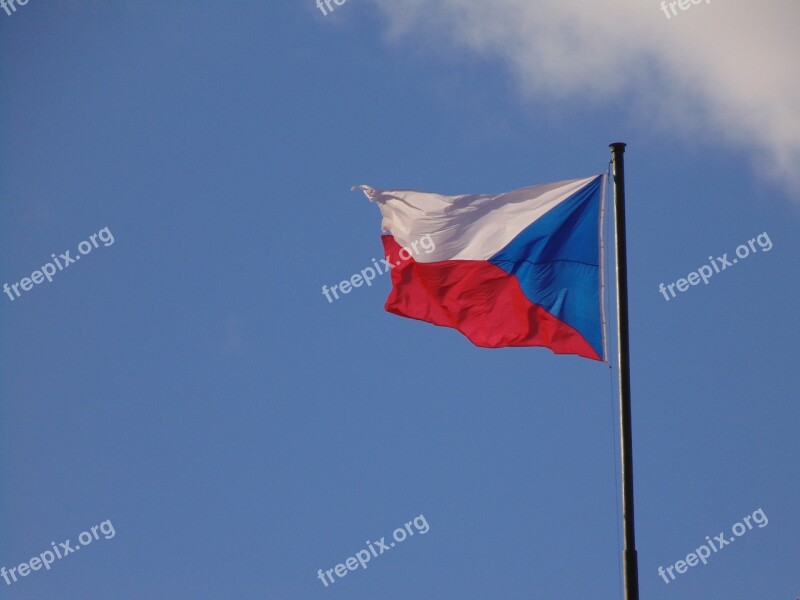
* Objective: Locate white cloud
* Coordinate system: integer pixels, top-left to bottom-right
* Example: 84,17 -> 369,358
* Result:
368,0 -> 800,195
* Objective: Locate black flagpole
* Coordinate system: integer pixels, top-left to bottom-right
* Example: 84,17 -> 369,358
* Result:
609,142 -> 639,600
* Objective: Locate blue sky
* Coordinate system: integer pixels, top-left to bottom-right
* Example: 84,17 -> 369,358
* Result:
1,1 -> 798,598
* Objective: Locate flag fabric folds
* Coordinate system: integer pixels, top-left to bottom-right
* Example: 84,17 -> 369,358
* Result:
356,175 -> 607,361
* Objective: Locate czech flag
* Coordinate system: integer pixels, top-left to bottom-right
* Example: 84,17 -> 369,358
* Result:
356,175 -> 607,361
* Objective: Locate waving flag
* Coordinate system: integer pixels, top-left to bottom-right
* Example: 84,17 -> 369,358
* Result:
356,175 -> 606,360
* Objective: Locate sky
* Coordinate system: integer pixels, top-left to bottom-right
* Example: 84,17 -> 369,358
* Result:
1,1 -> 798,598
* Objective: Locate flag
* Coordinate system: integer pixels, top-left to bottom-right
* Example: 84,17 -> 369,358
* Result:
356,175 -> 606,360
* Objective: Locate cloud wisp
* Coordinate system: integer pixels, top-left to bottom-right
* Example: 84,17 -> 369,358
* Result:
368,0 -> 800,196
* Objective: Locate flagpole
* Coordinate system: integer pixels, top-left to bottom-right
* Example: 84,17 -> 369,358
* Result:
609,142 -> 639,600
